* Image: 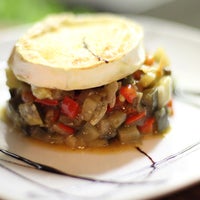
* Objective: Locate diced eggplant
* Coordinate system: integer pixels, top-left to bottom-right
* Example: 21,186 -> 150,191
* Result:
81,94 -> 107,126
98,111 -> 126,139
24,126 -> 65,144
87,139 -> 108,148
52,90 -> 74,100
154,107 -> 169,133
9,89 -> 22,111
65,135 -> 78,148
58,115 -> 73,126
122,75 -> 135,85
7,102 -> 23,127
108,111 -> 126,129
118,125 -> 140,144
58,113 -> 84,128
82,94 -> 107,125
18,103 -> 43,126
81,95 -> 99,121
66,134 -> 87,149
66,134 -> 108,148
90,101 -> 107,126
79,122 -> 99,142
142,87 -> 158,114
9,88 -> 18,99
50,124 -> 71,136
98,118 -> 115,139
104,81 -> 118,108
45,109 -> 57,125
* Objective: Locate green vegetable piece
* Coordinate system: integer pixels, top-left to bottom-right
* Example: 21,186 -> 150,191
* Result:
154,107 -> 169,133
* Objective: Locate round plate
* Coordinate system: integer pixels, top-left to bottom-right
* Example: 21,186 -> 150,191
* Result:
0,16 -> 200,200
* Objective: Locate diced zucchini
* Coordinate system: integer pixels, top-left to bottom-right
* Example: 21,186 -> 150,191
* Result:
139,71 -> 156,88
142,87 -> 158,114
154,107 -> 169,133
157,76 -> 172,108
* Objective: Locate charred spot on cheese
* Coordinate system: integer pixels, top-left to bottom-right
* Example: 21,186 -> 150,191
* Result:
82,38 -> 109,64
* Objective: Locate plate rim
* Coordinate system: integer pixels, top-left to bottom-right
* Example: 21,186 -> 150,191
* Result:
0,15 -> 200,200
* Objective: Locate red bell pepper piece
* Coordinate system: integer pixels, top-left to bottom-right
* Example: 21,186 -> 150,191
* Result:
35,98 -> 59,106
61,96 -> 79,119
57,122 -> 75,135
120,84 -> 137,104
138,117 -> 155,134
125,110 -> 146,125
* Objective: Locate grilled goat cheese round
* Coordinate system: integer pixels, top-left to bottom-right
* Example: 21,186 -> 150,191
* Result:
8,13 -> 145,90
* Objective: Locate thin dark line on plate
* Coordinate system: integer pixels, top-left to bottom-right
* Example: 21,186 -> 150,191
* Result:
137,140 -> 200,169
0,148 -> 162,185
0,157 -> 33,168
115,141 -> 200,180
154,140 -> 200,168
0,162 -> 115,200
136,147 -> 156,166
0,159 -> 160,200
0,162 -> 77,200
1,140 -> 199,186
0,141 -> 199,200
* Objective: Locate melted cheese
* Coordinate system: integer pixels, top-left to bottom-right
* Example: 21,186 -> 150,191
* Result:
8,13 -> 145,90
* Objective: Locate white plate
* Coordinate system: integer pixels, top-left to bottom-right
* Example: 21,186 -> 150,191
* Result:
0,16 -> 200,200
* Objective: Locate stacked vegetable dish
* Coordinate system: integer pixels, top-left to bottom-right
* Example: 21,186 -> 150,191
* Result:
6,13 -> 173,148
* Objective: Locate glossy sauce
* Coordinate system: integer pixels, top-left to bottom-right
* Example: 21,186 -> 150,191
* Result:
27,133 -> 165,154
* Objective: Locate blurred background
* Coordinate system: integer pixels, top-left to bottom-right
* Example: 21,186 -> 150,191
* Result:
0,0 -> 200,28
